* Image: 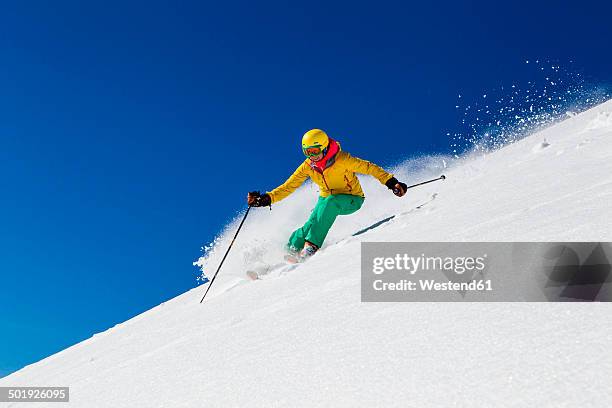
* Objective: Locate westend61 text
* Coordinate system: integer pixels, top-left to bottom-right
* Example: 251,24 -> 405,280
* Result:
373,279 -> 493,292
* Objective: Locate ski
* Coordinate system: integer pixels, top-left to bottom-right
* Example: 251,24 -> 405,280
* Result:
245,261 -> 301,281
350,193 -> 438,237
246,270 -> 261,281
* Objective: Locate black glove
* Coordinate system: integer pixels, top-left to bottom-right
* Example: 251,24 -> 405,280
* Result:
385,177 -> 408,197
247,191 -> 272,207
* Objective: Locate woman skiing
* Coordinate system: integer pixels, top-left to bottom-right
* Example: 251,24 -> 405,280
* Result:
248,129 -> 407,260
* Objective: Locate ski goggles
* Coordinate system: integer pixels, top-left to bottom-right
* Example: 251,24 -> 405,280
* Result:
303,145 -> 324,157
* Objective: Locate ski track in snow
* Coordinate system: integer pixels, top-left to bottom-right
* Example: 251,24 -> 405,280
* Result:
2,101 -> 612,407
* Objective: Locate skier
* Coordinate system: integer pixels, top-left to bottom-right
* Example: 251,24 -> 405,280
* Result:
247,129 -> 408,261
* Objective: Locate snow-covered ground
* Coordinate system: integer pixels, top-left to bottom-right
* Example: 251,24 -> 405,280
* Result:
2,100 -> 612,407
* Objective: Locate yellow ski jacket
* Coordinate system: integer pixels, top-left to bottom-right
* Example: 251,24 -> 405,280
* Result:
267,149 -> 394,204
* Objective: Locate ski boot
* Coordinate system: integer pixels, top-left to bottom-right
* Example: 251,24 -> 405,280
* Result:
300,242 -> 319,259
284,242 -> 318,263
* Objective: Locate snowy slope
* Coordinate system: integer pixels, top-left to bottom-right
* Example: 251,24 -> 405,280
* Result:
2,100 -> 612,407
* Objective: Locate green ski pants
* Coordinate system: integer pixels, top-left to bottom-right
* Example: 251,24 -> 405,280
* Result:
288,194 -> 364,250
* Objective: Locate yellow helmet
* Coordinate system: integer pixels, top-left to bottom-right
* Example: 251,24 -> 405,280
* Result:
302,129 -> 329,155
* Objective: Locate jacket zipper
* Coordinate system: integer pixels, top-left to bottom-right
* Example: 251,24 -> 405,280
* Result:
320,170 -> 331,193
344,175 -> 352,192
322,173 -> 331,192
313,165 -> 333,194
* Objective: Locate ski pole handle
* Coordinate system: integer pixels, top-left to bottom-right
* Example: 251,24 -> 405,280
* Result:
405,174 -> 446,190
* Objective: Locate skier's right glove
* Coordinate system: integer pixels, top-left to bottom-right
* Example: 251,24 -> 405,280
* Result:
385,177 -> 408,197
247,191 -> 272,207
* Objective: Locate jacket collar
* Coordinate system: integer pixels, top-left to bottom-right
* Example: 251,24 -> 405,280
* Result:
309,138 -> 340,173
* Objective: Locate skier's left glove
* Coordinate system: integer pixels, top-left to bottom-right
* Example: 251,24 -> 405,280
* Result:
247,191 -> 272,207
385,177 -> 408,197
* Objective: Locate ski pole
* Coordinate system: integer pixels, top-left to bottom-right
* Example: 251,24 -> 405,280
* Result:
405,174 -> 446,190
200,206 -> 251,303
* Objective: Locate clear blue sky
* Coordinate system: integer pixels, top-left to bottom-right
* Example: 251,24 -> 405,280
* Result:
1,0 -> 610,377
